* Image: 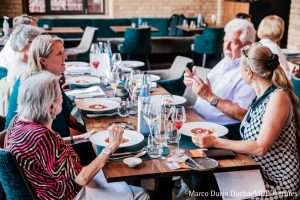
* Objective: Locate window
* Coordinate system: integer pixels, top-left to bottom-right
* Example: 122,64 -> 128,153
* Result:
25,0 -> 104,15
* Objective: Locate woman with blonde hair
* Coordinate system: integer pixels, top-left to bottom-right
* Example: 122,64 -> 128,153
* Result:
192,44 -> 300,199
5,34 -> 95,165
258,15 -> 290,78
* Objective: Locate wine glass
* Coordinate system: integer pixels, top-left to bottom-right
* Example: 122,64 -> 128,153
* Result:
112,53 -> 122,72
171,106 -> 186,156
143,104 -> 162,158
110,71 -> 120,97
90,43 -> 100,76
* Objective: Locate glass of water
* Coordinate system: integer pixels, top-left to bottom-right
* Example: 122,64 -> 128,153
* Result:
118,100 -> 130,117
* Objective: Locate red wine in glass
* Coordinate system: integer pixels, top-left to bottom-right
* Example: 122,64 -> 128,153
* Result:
175,121 -> 183,130
92,61 -> 100,69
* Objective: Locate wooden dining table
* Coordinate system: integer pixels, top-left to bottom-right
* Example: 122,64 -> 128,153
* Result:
110,25 -> 159,33
2,27 -> 83,35
82,85 -> 259,200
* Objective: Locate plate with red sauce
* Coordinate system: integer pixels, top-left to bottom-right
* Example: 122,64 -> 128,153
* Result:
180,122 -> 228,138
66,76 -> 99,86
75,98 -> 120,112
90,130 -> 144,148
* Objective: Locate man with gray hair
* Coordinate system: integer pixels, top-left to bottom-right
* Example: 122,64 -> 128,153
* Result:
184,18 -> 256,126
0,14 -> 38,69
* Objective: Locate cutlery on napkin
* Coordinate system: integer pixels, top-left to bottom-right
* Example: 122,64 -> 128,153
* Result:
65,66 -> 91,75
66,86 -> 106,98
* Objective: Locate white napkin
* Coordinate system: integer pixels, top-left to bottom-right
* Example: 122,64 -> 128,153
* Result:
151,82 -> 157,88
65,66 -> 91,75
214,170 -> 266,199
66,86 -> 105,98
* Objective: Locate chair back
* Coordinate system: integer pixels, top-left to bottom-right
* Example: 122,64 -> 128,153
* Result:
0,130 -> 36,200
193,27 -> 224,54
0,67 -> 7,80
168,56 -> 193,80
76,26 -> 98,52
291,73 -> 300,108
168,14 -> 186,36
122,28 -> 151,55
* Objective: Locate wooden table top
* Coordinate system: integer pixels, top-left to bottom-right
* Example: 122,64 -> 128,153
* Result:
2,27 -> 83,35
176,25 -> 205,32
82,86 -> 259,183
110,26 -> 159,33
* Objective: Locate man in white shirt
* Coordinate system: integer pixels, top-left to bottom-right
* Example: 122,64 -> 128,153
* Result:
184,19 -> 257,125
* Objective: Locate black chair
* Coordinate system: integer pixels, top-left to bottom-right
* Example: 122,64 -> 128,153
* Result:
168,14 -> 186,36
0,130 -> 36,200
224,122 -> 242,140
119,27 -> 152,70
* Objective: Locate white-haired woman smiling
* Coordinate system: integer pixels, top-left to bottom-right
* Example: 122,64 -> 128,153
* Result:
4,71 -> 149,200
6,24 -> 41,86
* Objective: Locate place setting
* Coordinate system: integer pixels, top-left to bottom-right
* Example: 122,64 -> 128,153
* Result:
64,61 -> 91,75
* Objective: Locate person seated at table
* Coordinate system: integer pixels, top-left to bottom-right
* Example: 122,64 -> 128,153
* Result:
4,71 -> 149,200
257,15 -> 290,78
234,13 -> 251,22
192,44 -> 300,199
0,14 -> 38,70
5,35 -> 96,165
0,24 -> 41,117
184,18 -> 256,125
6,24 -> 41,86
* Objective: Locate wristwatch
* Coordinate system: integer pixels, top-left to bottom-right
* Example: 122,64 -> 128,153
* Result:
209,97 -> 219,107
102,144 -> 113,157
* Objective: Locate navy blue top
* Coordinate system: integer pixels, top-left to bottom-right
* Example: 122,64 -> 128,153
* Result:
5,78 -> 73,137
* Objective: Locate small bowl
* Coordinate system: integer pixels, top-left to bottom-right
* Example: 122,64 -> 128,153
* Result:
123,157 -> 142,167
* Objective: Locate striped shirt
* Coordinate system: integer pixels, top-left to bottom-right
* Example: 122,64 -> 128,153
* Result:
5,115 -> 83,200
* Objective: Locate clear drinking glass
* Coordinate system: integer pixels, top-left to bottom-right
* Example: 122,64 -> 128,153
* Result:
171,106 -> 186,156
112,53 -> 122,72
143,104 -> 162,158
110,71 -> 120,97
118,99 -> 130,117
183,19 -> 188,27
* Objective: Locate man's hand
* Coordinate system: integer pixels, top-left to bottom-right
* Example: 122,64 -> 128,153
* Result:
191,76 -> 214,101
183,67 -> 196,87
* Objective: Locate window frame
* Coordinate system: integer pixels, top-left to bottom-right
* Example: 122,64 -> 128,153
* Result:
23,0 -> 105,15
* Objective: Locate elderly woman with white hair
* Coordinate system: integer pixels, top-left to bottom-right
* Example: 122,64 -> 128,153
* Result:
6,24 -> 41,86
5,34 -> 96,165
0,15 -> 38,71
4,71 -> 149,200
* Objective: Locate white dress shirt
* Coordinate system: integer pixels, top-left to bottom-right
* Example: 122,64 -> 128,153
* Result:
260,38 -> 290,78
193,57 -> 256,125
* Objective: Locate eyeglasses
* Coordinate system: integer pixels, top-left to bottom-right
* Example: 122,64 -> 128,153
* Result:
241,42 -> 262,72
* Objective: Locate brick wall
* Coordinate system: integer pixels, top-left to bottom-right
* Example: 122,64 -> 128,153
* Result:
0,0 -> 23,18
112,0 -> 219,24
288,0 -> 300,50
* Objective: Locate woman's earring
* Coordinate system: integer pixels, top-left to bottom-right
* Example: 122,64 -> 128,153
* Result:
50,110 -> 56,119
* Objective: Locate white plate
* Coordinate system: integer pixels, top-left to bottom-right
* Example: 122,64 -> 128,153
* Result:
66,76 -> 99,86
180,122 -> 228,138
65,61 -> 90,67
281,49 -> 300,56
122,61 -> 145,68
75,98 -> 120,112
90,130 -> 144,148
151,95 -> 186,105
133,74 -> 161,82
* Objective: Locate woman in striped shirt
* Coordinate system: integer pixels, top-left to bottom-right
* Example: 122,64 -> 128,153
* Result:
5,71 -> 149,200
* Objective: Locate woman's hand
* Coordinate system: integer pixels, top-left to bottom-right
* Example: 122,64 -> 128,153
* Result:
108,124 -> 124,153
81,129 -> 97,140
192,133 -> 217,148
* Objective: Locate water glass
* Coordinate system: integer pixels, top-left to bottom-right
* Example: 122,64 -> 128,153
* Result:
112,53 -> 122,72
190,21 -> 196,28
110,71 -> 120,97
118,99 -> 130,117
142,22 -> 148,28
147,123 -> 163,158
183,19 -> 188,27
